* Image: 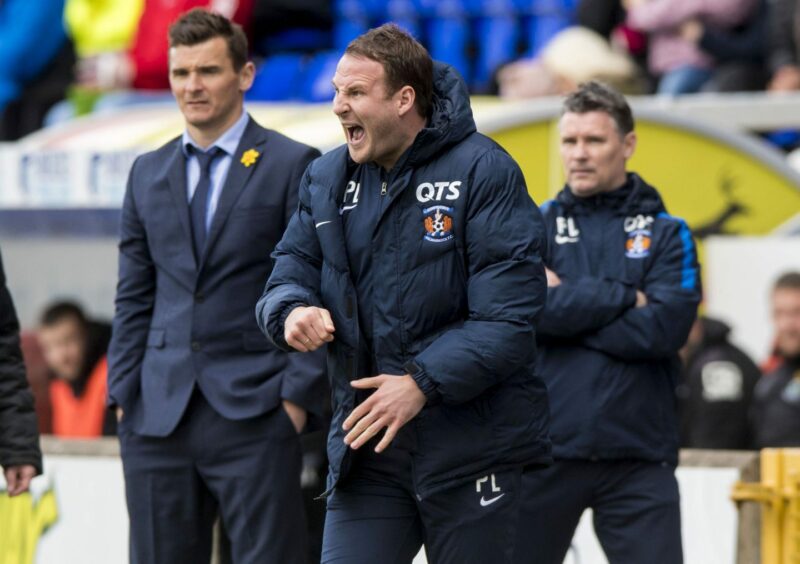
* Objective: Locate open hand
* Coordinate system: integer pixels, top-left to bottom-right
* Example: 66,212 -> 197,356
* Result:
343,374 -> 426,453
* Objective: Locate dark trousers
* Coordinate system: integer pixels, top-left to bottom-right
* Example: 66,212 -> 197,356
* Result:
514,459 -> 682,564
322,445 -> 524,564
119,389 -> 307,564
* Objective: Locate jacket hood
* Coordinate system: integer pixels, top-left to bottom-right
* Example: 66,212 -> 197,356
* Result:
406,61 -> 477,168
556,172 -> 667,216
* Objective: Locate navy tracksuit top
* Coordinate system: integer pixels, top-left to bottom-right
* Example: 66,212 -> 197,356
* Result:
537,175 -> 701,465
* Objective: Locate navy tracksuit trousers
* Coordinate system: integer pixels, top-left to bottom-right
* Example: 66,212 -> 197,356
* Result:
514,459 -> 683,564
322,442 -> 524,564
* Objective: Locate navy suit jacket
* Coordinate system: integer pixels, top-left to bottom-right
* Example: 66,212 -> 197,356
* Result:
108,117 -> 325,437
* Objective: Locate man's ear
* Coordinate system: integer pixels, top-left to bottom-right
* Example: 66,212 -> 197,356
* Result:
239,61 -> 256,92
397,85 -> 416,117
623,131 -> 637,160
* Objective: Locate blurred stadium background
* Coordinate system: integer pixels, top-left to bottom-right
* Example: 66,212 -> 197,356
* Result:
1,0 -> 799,562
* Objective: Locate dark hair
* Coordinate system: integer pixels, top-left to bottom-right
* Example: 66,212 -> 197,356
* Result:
168,8 -> 248,71
40,301 -> 87,327
774,271 -> 800,292
562,81 -> 635,135
345,23 -> 433,119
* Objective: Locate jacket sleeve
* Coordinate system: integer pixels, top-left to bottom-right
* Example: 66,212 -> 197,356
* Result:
107,157 -> 154,411
256,165 -> 325,353
536,204 -> 636,337
580,216 -> 701,361
276,148 -> 327,416
0,249 -> 42,474
537,277 -> 637,337
409,150 -> 548,405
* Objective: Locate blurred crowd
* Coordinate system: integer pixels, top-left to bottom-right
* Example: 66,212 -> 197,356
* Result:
0,0 -> 331,140
498,0 -> 779,98
4,0 -> 800,140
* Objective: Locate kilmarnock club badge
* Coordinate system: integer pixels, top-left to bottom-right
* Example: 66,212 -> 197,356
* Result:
423,205 -> 455,243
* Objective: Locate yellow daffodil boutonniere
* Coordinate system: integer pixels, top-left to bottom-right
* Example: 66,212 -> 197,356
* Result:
240,148 -> 260,167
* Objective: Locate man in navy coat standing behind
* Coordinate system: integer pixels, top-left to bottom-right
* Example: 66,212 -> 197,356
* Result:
108,9 -> 324,563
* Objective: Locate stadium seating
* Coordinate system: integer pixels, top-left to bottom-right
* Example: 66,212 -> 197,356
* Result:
241,0 -> 579,101
248,54 -> 307,101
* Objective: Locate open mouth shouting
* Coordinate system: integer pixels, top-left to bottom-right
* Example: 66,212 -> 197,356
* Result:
344,124 -> 365,146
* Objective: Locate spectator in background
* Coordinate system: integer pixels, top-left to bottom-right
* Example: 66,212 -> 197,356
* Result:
625,0 -> 758,95
0,248 -> 42,496
753,272 -> 800,447
679,0 -> 768,92
0,0 -> 74,140
768,0 -> 800,91
678,316 -> 760,450
56,1 -> 255,119
129,0 -> 254,91
44,0 -> 144,125
578,0 -> 626,38
37,302 -> 115,438
577,0 -> 649,82
497,27 -> 642,99
250,0 -> 332,56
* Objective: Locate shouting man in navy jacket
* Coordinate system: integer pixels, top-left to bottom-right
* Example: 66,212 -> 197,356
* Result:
108,9 -> 324,564
514,82 -> 701,564
257,23 -> 551,564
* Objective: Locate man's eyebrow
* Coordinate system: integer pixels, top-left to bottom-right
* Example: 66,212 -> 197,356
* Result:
331,81 -> 367,91
171,64 -> 222,73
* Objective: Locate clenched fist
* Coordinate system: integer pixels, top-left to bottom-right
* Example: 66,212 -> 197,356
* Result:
285,306 -> 336,352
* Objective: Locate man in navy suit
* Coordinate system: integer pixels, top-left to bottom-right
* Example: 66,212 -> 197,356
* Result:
108,9 -> 324,563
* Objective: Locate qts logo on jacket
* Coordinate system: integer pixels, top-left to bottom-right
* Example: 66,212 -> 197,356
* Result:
416,181 -> 461,203
423,206 -> 454,243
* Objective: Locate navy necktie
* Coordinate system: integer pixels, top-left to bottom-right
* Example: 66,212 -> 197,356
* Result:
189,146 -> 224,261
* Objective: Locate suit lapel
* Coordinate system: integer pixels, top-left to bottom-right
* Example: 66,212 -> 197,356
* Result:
165,141 -> 198,271
200,118 -> 267,269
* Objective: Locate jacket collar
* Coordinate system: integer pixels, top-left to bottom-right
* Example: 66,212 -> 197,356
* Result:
557,172 -> 667,216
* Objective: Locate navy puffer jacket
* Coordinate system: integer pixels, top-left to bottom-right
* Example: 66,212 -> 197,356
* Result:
257,62 -> 551,498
